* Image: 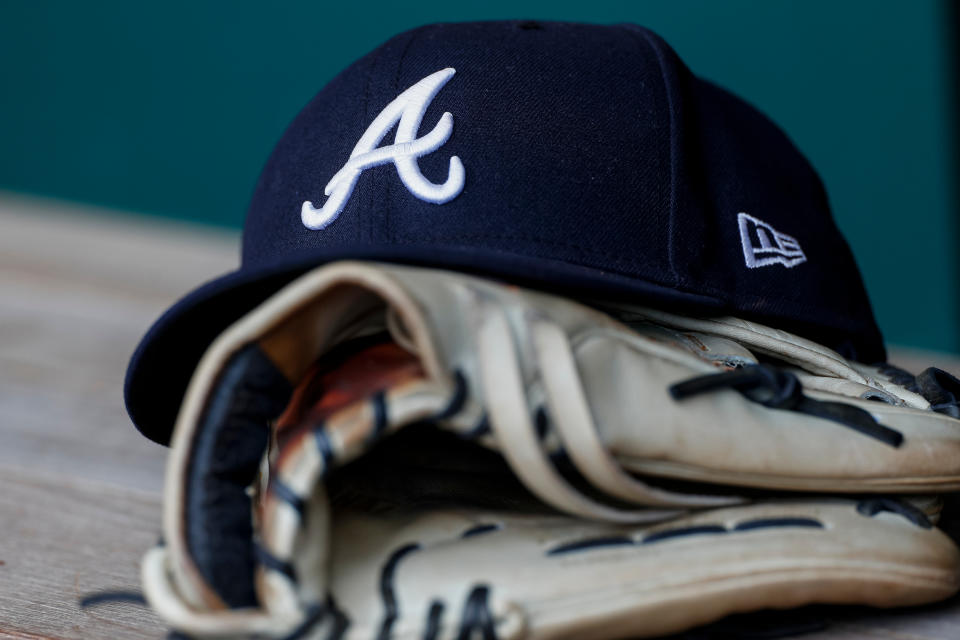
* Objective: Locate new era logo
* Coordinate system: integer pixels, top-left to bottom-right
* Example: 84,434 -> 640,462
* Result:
737,212 -> 807,269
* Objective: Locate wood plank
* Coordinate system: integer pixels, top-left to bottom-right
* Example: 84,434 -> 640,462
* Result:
0,193 -> 237,492
0,194 -> 233,637
886,348 -> 960,382
0,466 -> 164,640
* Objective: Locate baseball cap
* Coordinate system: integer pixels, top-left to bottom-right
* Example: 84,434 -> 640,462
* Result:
125,20 -> 884,445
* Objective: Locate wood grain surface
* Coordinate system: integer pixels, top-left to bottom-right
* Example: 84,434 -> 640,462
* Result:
0,194 -> 237,639
1,192 -> 959,639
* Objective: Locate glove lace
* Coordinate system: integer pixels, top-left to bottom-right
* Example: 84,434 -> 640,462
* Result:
669,364 -> 903,448
472,298 -> 740,523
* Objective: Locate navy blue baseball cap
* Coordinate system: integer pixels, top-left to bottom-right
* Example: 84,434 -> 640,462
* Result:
126,20 -> 884,445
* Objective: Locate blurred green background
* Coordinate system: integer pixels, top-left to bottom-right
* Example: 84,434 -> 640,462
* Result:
0,0 -> 956,353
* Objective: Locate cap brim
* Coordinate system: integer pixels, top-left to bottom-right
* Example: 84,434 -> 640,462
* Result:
125,243 -> 724,445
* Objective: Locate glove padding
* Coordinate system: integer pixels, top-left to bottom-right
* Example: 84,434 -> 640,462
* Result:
143,261 -> 960,638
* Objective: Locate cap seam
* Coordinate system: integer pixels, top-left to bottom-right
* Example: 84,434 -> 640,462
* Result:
630,26 -> 683,288
384,27 -> 426,245
360,40 -> 379,244
391,230 -> 664,271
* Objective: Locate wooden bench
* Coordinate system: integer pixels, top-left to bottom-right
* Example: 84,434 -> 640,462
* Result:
2,193 -> 958,639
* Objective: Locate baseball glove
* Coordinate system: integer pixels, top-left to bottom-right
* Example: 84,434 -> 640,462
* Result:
142,261 -> 960,638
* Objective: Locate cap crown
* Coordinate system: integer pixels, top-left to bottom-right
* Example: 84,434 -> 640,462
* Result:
242,21 -> 881,360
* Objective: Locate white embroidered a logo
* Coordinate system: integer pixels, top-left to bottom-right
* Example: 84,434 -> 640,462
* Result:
301,67 -> 464,230
737,212 -> 807,269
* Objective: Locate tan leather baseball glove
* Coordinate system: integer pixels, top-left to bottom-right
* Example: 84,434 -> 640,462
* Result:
141,261 -> 960,639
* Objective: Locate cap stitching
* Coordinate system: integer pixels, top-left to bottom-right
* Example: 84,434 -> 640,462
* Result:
383,232 -> 863,326
387,231 -> 716,298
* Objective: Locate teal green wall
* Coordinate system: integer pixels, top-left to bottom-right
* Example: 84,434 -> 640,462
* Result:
1,1 -> 956,353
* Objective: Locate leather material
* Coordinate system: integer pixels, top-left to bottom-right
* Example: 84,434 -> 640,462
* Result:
185,344 -> 292,608
165,261 -> 960,494
316,499 -> 958,640
141,261 -> 960,638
